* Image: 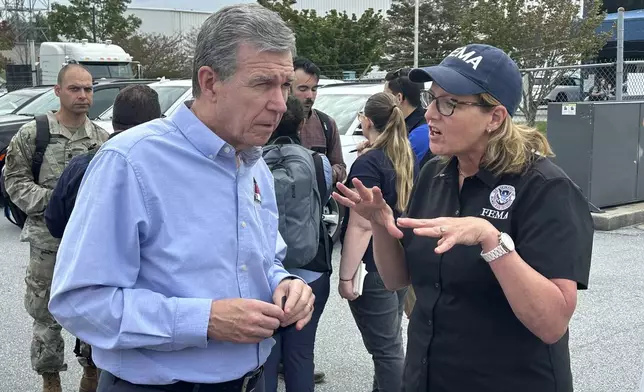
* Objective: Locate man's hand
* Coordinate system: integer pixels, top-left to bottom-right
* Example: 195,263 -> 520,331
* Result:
273,278 -> 315,330
207,299 -> 284,344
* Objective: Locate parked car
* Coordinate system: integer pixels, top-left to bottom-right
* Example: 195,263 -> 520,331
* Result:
0,79 -> 156,152
0,86 -> 51,116
93,79 -> 193,132
313,82 -> 383,170
311,82 -> 383,242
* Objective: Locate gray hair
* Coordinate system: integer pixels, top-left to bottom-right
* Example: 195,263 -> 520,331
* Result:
192,4 -> 297,97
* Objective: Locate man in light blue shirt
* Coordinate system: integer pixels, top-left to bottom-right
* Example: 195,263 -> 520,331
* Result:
48,4 -> 314,391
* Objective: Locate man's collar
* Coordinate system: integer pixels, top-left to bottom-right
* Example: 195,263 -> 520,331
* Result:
405,106 -> 426,133
170,102 -> 262,166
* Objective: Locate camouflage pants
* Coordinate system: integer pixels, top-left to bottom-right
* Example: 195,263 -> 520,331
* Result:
25,246 -> 94,374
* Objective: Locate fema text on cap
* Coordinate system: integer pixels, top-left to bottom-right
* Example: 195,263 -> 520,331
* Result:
448,46 -> 483,70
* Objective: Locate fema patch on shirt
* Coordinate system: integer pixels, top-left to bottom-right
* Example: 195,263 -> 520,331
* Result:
489,185 -> 516,211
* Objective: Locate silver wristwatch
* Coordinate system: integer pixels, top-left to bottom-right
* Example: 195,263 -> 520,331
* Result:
480,232 -> 515,263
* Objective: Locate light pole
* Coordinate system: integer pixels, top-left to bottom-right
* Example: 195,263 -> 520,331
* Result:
414,0 -> 419,68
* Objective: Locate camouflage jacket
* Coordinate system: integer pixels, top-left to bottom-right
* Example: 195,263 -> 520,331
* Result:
3,111 -> 109,251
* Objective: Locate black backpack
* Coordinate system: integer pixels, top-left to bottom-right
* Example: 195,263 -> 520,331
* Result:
314,109 -> 334,155
0,115 -> 50,228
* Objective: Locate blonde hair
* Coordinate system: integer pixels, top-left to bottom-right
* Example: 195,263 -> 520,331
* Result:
363,92 -> 416,212
479,93 -> 554,175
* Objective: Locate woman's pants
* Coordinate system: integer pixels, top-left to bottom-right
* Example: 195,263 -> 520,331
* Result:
348,271 -> 407,392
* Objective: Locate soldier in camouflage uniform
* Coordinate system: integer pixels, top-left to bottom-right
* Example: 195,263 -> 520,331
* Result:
3,63 -> 109,392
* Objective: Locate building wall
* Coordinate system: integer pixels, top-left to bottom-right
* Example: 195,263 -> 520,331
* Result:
125,7 -> 212,37
291,0 -> 392,17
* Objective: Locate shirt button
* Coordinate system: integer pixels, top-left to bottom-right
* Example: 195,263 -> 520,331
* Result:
208,154 -> 214,159
224,146 -> 231,153
434,283 -> 440,289
241,265 -> 247,271
428,320 -> 433,326
455,209 -> 460,216
421,358 -> 427,365
241,221 -> 247,228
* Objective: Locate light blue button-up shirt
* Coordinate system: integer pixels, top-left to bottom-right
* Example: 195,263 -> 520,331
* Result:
49,103 -> 296,385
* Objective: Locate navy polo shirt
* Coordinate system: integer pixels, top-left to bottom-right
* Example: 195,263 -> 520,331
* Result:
400,156 -> 593,392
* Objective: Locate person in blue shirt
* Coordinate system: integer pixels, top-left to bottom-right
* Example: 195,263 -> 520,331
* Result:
43,84 -> 162,392
263,95 -> 333,392
48,4 -> 315,392
385,68 -> 431,163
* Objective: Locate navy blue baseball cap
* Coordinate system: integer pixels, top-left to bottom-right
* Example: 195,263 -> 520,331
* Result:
409,44 -> 522,116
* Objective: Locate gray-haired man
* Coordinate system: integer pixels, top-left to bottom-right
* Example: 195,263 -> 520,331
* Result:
49,4 -> 314,391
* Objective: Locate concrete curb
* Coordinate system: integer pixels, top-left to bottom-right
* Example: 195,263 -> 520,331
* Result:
592,202 -> 644,231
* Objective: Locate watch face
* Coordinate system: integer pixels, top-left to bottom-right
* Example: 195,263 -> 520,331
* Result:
500,233 -> 515,252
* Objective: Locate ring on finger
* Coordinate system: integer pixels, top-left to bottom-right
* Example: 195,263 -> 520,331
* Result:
439,226 -> 447,234
355,197 -> 363,204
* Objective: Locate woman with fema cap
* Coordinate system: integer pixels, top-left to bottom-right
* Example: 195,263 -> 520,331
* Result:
332,44 -> 594,392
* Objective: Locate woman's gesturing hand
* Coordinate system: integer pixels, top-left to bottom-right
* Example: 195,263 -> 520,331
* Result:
332,178 -> 403,239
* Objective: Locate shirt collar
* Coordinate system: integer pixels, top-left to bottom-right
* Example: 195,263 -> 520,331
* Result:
170,102 -> 262,166
405,106 -> 427,133
436,156 -> 500,188
46,111 -> 95,141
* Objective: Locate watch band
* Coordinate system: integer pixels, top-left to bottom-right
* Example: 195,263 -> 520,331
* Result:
481,245 -> 508,263
480,232 -> 514,263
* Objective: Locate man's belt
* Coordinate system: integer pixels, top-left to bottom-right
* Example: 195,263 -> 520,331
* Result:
112,366 -> 264,392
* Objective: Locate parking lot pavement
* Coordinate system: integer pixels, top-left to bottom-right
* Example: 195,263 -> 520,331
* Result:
1,218 -> 643,391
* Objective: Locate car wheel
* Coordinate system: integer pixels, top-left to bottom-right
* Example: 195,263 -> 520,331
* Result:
555,93 -> 568,102
323,195 -> 344,243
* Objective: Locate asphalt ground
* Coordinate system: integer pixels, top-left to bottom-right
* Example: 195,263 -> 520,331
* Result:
1,218 -> 643,391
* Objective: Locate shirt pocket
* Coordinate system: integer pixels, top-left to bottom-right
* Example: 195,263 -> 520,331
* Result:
253,202 -> 280,266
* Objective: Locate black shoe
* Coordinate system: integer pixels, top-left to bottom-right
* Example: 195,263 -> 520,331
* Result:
314,371 -> 326,384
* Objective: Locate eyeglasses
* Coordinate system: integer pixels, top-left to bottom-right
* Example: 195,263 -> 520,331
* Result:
421,90 -> 494,117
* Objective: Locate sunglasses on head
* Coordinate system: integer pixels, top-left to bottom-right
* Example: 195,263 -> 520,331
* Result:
385,67 -> 412,81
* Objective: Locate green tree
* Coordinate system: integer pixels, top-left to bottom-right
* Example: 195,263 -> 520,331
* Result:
458,0 -> 611,125
47,0 -> 141,43
385,0 -> 472,69
118,32 -> 190,78
258,0 -> 387,79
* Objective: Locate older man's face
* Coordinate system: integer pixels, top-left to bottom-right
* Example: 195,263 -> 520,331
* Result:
210,43 -> 294,150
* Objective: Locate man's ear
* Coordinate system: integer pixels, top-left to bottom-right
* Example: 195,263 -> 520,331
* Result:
197,66 -> 221,101
396,93 -> 404,105
54,85 -> 61,97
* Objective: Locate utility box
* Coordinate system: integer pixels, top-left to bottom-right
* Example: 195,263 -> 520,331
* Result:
547,101 -> 644,208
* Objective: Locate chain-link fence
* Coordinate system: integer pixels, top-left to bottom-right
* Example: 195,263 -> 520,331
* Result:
516,60 -> 644,123
5,64 -> 37,92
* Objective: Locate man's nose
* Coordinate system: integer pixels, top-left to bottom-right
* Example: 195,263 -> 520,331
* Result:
268,89 -> 288,113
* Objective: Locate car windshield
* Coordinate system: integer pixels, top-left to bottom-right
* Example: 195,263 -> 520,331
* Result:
15,88 -> 57,116
0,90 -> 42,115
98,85 -> 190,120
313,94 -> 370,135
81,62 -> 134,79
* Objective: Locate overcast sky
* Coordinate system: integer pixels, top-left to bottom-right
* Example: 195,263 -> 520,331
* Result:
50,0 -> 256,13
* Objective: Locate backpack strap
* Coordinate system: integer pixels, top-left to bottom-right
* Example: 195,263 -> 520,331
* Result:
32,115 -> 50,184
312,152 -> 327,209
314,109 -> 333,150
